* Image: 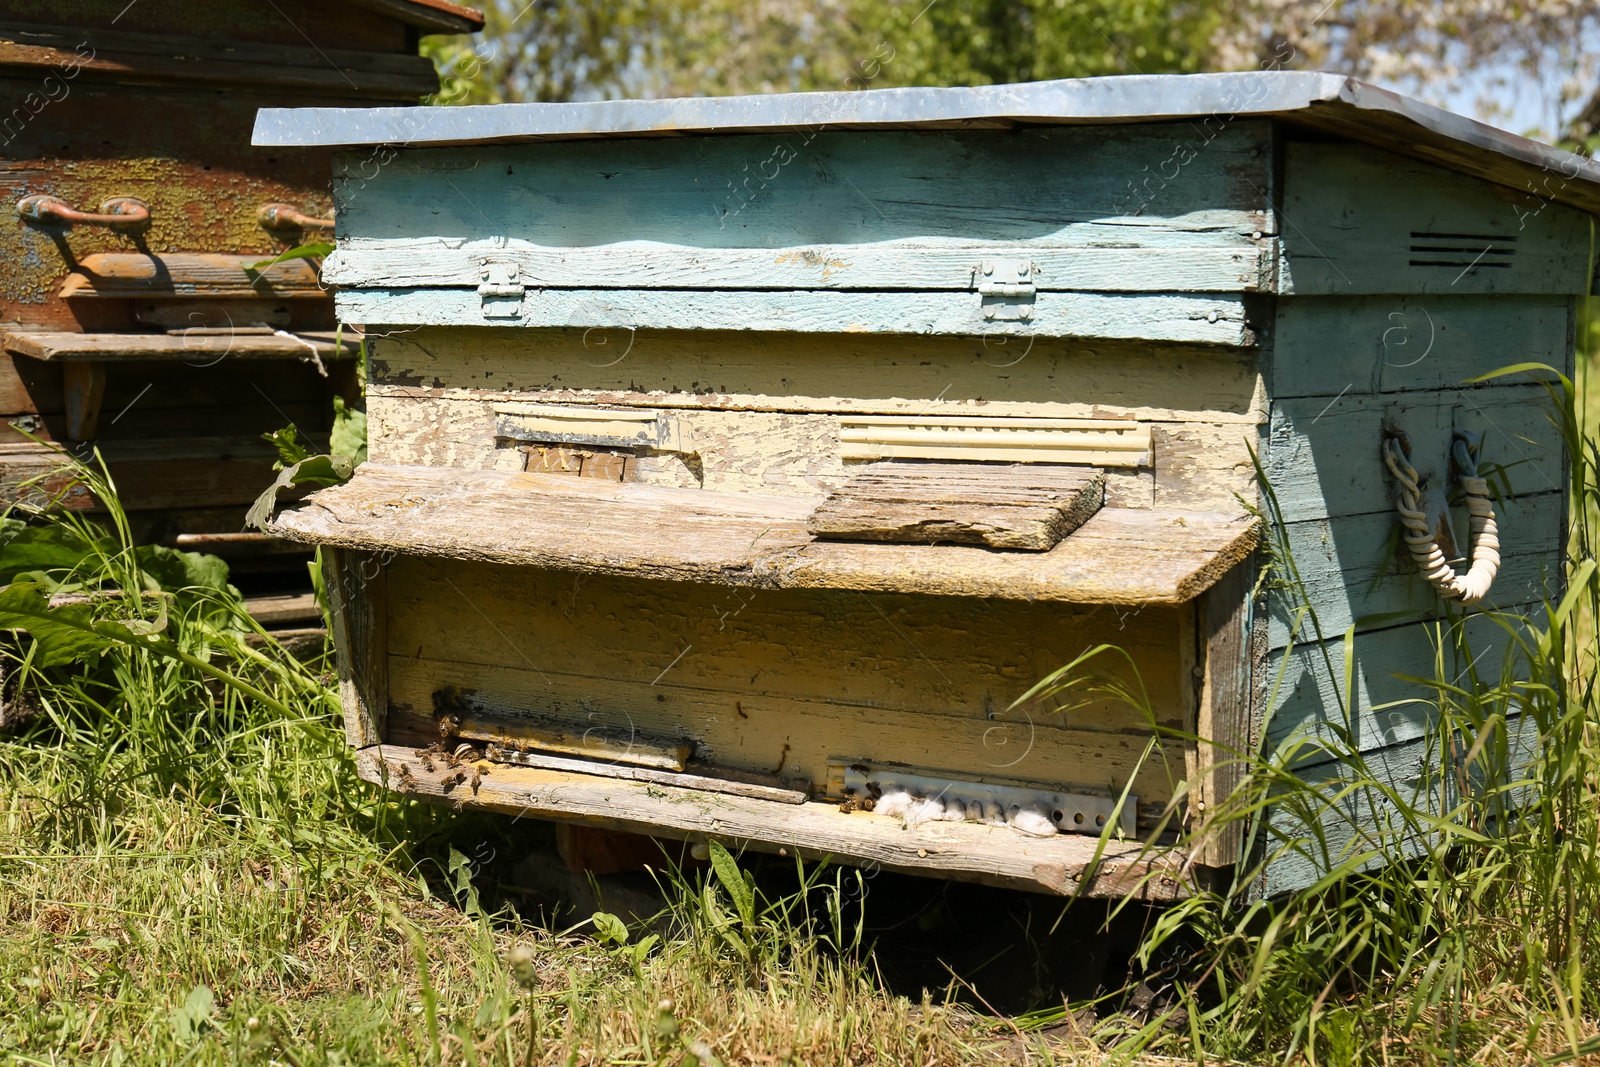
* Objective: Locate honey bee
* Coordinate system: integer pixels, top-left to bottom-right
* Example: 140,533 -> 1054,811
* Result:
470,766 -> 483,795
396,763 -> 415,788
418,751 -> 436,773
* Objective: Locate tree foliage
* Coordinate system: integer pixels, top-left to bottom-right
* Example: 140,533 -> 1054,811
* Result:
422,0 -> 1600,140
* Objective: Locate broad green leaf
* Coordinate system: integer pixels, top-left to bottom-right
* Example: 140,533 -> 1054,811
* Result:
591,910 -> 629,946
246,453 -> 356,531
707,840 -> 755,928
330,394 -> 369,465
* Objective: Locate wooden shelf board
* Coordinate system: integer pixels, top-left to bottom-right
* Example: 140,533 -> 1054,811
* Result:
359,744 -> 1191,900
2,330 -> 356,363
268,463 -> 1259,605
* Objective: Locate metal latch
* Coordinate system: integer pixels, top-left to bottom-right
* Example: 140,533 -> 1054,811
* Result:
975,259 -> 1036,321
478,260 -> 525,319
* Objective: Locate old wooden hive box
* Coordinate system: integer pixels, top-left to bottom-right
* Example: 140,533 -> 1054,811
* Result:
254,73 -> 1597,898
0,0 -> 481,637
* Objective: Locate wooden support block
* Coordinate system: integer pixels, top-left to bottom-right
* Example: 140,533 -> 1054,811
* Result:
324,547 -> 388,748
807,461 -> 1104,550
61,362 -> 105,442
1187,558 -> 1254,868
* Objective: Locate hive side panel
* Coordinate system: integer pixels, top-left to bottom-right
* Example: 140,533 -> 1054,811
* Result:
380,557 -> 1188,826
1280,142 -> 1591,295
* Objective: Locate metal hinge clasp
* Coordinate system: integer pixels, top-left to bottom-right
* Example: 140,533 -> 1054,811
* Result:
479,260 -> 525,319
975,259 -> 1037,321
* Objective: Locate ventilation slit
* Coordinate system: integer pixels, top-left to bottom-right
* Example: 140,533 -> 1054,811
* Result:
1408,230 -> 1516,270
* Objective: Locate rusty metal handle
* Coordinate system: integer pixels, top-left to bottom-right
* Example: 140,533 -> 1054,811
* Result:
16,194 -> 151,229
257,203 -> 335,232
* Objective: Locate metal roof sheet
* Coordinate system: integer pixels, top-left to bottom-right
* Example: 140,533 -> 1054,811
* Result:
252,71 -> 1600,215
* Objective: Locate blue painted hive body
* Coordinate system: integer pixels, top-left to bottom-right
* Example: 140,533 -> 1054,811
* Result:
255,73 -> 1595,898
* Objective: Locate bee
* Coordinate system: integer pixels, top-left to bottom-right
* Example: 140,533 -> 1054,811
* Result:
438,714 -> 462,741
470,766 -> 483,795
418,751 -> 436,773
396,763 -> 415,788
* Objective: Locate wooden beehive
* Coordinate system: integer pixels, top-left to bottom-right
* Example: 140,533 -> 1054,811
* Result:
0,0 -> 482,629
255,73 -> 1591,897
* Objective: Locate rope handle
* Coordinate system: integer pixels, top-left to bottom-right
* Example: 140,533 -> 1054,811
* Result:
1381,431 -> 1500,606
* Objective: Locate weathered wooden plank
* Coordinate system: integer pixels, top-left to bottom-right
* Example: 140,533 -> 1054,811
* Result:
58,253 -> 326,301
357,745 -> 1192,900
1269,295 -> 1573,399
0,442 -> 92,510
1265,384 -> 1562,522
62,363 -> 104,442
1280,141 -> 1592,295
366,326 -> 1268,425
1263,610 -> 1534,760
335,126 -> 1272,247
268,463 -> 1260,604
483,745 -> 809,804
1189,559 -> 1255,868
326,239 -> 1270,293
334,287 -> 1258,345
1258,713 -> 1540,898
3,331 -> 355,363
807,461 -> 1104,550
444,706 -> 694,771
1269,492 -> 1564,647
324,547 -> 388,749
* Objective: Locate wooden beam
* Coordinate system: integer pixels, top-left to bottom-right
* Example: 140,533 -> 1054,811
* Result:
324,548 -> 389,748
359,743 -> 1193,900
1187,558 -> 1255,868
61,362 -> 104,442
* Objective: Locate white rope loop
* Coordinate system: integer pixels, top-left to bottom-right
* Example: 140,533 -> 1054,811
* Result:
1382,435 -> 1499,606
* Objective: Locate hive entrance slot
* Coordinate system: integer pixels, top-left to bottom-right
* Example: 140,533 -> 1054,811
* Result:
434,688 -> 694,771
807,460 -> 1105,550
1408,230 -> 1516,270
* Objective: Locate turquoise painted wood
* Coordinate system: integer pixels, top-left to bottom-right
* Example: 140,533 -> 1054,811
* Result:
1264,383 -> 1563,522
1264,611 -> 1535,758
1268,491 -> 1563,647
333,287 -> 1258,344
1268,295 -> 1572,399
1280,142 -> 1591,296
334,125 -> 1274,249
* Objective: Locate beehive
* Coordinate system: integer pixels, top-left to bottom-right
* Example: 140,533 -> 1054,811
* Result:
254,73 -> 1592,897
0,0 -> 482,626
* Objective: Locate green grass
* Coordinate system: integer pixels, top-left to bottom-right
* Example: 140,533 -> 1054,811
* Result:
3,348 -> 1600,1064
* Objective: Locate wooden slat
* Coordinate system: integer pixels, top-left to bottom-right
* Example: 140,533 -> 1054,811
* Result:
483,745 -> 809,804
59,254 -> 326,301
334,287 -> 1257,346
268,463 -> 1260,605
243,592 -> 322,627
324,548 -> 388,749
807,461 -> 1104,550
326,240 -> 1271,293
2,331 -> 356,363
359,744 -> 1191,900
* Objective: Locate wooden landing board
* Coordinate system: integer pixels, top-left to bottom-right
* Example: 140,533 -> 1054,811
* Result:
268,463 -> 1259,605
358,744 -> 1190,900
1,330 -> 356,363
807,461 -> 1104,550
